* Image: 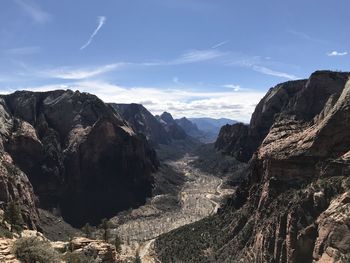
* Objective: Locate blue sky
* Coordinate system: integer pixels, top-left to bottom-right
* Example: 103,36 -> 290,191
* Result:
0,0 -> 349,121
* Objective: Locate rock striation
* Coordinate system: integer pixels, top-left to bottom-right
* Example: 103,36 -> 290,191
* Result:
155,70 -> 350,263
0,90 -> 158,227
215,71 -> 350,162
111,103 -> 171,146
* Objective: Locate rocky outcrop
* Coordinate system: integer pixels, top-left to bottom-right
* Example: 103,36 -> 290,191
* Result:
111,103 -> 171,146
66,237 -> 118,262
216,71 -> 350,163
214,123 -> 249,161
0,90 -> 158,227
158,112 -> 187,140
155,70 -> 350,263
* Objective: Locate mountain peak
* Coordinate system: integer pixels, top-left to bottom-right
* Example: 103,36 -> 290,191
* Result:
160,112 -> 174,124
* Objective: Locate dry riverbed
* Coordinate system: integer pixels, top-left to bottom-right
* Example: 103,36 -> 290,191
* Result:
106,155 -> 234,262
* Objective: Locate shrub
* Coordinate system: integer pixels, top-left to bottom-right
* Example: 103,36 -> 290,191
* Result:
0,224 -> 13,238
81,223 -> 93,238
63,251 -> 95,263
12,236 -> 61,263
4,200 -> 24,233
134,252 -> 142,263
115,234 -> 122,253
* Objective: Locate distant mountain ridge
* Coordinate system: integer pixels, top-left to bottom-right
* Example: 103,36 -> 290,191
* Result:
186,117 -> 237,143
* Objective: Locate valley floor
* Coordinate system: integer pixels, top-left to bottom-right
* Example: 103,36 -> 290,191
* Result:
109,154 -> 234,262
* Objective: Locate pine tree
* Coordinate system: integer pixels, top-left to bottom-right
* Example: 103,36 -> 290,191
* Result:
134,252 -> 141,263
100,218 -> 109,242
115,234 -> 122,253
81,223 -> 92,238
4,200 -> 24,233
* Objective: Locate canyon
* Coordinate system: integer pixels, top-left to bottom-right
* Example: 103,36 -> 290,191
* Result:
0,70 -> 349,263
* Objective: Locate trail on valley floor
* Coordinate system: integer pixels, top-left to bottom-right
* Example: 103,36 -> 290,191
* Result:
110,154 -> 234,262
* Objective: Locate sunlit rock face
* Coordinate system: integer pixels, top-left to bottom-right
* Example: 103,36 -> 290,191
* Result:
0,90 -> 158,227
156,71 -> 350,263
215,71 -> 350,163
219,71 -> 350,262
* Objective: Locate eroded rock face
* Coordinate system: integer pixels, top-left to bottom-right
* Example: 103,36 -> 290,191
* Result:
215,71 -> 350,163
155,71 -> 350,263
225,71 -> 350,263
0,90 -> 158,227
111,103 -> 171,146
214,123 -> 249,161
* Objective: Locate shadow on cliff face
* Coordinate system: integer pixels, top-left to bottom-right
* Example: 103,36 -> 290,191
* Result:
1,90 -> 158,228
59,125 -> 156,227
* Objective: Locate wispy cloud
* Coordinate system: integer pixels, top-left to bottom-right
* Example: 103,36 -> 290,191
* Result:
41,63 -> 124,80
252,65 -> 298,80
212,41 -> 229,49
80,16 -> 107,50
327,51 -> 348,57
229,55 -> 298,80
14,0 -> 51,23
287,30 -> 328,45
2,80 -> 265,122
172,49 -> 226,64
2,46 -> 40,55
222,84 -> 241,91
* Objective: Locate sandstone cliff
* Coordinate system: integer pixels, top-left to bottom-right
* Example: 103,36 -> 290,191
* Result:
155,70 -> 350,263
0,90 -> 158,228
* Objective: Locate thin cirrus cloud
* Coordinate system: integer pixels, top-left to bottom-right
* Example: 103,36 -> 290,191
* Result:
211,41 -> 229,49
230,55 -> 298,80
41,63 -> 125,80
80,16 -> 107,50
14,0 -> 51,23
327,51 -> 348,57
3,46 -> 41,55
2,80 -> 264,122
171,49 -> 226,64
222,84 -> 241,91
140,49 -> 226,66
287,30 -> 329,45
252,65 -> 298,80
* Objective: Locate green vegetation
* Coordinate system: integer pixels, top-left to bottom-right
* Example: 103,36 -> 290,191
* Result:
115,234 -> 122,253
81,223 -> 93,238
99,218 -> 109,242
0,223 -> 13,238
134,252 -> 142,263
12,237 -> 61,263
4,200 -> 24,233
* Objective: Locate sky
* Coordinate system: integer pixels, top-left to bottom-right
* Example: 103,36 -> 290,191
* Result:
0,0 -> 349,122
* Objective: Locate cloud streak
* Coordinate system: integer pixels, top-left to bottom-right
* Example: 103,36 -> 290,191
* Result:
252,65 -> 298,80
172,49 -> 226,64
287,30 -> 328,45
222,84 -> 241,91
327,51 -> 348,57
212,41 -> 229,49
80,16 -> 107,50
41,63 -> 125,80
3,46 -> 40,55
14,0 -> 51,23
